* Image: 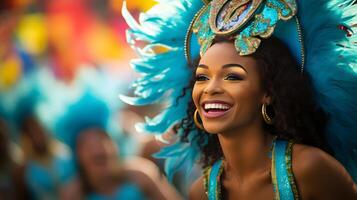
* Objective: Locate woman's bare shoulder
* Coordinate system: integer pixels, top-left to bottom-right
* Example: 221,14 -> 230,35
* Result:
189,175 -> 208,200
292,144 -> 357,199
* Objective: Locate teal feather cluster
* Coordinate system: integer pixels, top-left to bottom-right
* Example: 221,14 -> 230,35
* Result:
297,0 -> 357,181
121,0 -> 205,180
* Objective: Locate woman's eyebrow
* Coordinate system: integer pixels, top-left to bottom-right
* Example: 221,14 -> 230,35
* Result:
197,64 -> 208,69
197,63 -> 247,73
222,63 -> 247,73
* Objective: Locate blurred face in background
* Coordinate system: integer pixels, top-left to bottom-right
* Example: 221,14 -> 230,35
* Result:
76,129 -> 120,187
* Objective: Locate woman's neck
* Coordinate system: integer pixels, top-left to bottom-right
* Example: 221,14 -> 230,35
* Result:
218,124 -> 273,183
89,177 -> 119,195
88,168 -> 123,195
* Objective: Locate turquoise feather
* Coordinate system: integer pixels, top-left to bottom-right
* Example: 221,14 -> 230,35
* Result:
121,0 -> 205,179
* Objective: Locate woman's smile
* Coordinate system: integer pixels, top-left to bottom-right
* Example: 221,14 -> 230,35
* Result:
201,100 -> 233,119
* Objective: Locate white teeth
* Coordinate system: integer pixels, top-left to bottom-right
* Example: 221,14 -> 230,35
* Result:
204,103 -> 230,110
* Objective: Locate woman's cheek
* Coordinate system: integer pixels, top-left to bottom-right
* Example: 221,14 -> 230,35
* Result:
192,84 -> 201,108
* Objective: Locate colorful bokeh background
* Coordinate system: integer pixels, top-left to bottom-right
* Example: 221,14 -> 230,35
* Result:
0,1 -> 200,199
0,0 -> 156,86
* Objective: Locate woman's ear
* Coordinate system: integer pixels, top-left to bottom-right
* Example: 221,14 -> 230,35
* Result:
261,93 -> 272,105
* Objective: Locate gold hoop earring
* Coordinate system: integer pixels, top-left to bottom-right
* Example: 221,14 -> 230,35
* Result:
194,109 -> 204,130
262,104 -> 274,125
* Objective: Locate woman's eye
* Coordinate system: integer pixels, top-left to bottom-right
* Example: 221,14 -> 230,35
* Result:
224,74 -> 243,81
195,74 -> 209,81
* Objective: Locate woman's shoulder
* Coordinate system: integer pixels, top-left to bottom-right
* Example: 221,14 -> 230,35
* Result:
292,143 -> 357,199
292,143 -> 348,179
189,175 -> 208,200
122,157 -> 183,200
292,143 -> 333,172
121,157 -> 162,188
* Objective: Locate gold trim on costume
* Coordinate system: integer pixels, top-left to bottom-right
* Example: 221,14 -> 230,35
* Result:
285,141 -> 300,200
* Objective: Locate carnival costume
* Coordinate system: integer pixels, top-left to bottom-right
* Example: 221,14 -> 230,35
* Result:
55,90 -> 148,200
0,71 -> 77,200
52,67 -> 148,199
121,0 -> 357,199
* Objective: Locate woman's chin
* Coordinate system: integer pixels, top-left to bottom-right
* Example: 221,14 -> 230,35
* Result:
202,123 -> 230,134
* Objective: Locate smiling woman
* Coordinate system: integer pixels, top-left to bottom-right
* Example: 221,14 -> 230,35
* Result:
185,37 -> 328,168
121,0 -> 357,199
187,36 -> 341,200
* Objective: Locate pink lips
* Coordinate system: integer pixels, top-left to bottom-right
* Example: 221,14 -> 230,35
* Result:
202,109 -> 231,118
201,100 -> 232,119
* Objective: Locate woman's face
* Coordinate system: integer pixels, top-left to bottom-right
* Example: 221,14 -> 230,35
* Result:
192,42 -> 268,134
76,129 -> 119,183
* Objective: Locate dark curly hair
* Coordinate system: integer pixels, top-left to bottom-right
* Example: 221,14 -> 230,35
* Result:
176,36 -> 329,167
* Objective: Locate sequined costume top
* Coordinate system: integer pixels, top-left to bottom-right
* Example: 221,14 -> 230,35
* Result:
203,139 -> 299,200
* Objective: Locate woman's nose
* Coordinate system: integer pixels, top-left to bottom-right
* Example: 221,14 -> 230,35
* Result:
203,78 -> 224,95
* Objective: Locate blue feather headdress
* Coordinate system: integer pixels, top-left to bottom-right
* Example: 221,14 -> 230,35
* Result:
121,0 -> 357,181
0,70 -> 47,140
51,67 -> 131,156
54,91 -> 110,150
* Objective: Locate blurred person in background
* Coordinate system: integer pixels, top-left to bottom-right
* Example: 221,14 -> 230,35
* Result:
56,91 -> 183,200
1,5 -> 82,195
10,79 -> 81,200
77,128 -> 183,200
20,113 -> 81,200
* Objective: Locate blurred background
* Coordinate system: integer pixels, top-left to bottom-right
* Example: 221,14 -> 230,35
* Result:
0,0 -> 200,199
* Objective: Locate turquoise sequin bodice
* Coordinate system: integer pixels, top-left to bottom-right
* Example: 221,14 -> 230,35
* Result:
204,139 -> 299,200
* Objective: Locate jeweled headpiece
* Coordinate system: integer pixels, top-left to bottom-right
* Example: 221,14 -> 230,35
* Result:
185,0 -> 304,71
